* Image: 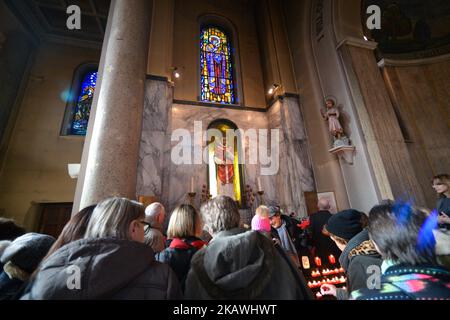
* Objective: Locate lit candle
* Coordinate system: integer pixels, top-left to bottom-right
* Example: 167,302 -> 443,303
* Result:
256,177 -> 262,192
301,256 -> 310,269
190,177 -> 195,193
328,254 -> 336,265
314,256 -> 322,267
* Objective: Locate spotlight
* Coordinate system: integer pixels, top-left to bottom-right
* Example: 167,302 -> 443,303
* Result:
268,84 -> 280,95
171,67 -> 181,80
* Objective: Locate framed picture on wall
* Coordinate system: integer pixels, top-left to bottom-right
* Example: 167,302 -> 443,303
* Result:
317,191 -> 338,214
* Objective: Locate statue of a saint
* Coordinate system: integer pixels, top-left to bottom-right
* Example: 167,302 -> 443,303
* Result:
214,137 -> 235,199
206,35 -> 227,96
321,97 -> 351,148
321,98 -> 344,139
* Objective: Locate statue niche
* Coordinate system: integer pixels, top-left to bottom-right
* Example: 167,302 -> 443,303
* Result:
207,120 -> 244,206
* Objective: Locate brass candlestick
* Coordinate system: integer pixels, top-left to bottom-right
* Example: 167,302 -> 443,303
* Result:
187,192 -> 196,205
257,190 -> 264,205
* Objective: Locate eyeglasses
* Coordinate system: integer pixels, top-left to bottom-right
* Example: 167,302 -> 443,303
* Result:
139,221 -> 152,234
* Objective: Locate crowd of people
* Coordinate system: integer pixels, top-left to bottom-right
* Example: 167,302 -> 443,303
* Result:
0,174 -> 449,300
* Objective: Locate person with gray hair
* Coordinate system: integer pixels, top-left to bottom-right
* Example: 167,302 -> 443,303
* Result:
143,202 -> 167,253
184,195 -> 313,300
145,202 -> 166,233
22,197 -> 181,300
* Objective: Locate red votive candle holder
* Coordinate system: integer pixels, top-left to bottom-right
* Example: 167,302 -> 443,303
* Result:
314,256 -> 322,267
328,254 -> 336,264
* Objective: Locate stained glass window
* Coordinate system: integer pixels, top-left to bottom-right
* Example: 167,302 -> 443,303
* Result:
71,71 -> 97,135
200,27 -> 235,104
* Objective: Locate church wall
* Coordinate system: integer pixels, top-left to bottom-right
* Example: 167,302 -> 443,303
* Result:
255,0 -> 297,98
343,45 -> 426,206
382,58 -> 450,208
147,0 -> 172,79
138,81 -> 315,219
282,0 -> 351,212
167,103 -> 268,212
171,0 -> 266,108
0,42 -> 100,228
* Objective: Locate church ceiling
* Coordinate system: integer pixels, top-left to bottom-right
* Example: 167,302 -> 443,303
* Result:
363,0 -> 450,58
5,0 -> 110,47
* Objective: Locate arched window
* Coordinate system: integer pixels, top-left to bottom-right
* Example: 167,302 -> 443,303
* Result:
60,63 -> 98,136
71,71 -> 97,135
200,26 -> 235,104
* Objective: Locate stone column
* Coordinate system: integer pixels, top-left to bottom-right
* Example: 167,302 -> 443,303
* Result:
337,37 -> 426,206
74,0 -> 151,211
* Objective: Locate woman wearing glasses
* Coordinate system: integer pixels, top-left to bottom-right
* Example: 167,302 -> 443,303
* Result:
22,197 -> 182,299
157,204 -> 206,292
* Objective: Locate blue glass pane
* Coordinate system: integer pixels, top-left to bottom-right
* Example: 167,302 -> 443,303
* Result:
71,71 -> 97,135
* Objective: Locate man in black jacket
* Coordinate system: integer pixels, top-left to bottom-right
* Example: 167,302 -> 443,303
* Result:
309,198 -> 341,261
269,206 -> 304,268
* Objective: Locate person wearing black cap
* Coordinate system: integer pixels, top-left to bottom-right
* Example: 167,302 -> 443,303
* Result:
269,205 -> 305,268
320,209 -> 382,300
0,233 -> 55,300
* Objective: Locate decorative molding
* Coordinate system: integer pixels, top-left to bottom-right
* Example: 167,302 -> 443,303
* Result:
146,74 -> 169,82
336,36 -> 378,51
172,99 -> 266,113
42,34 -> 103,50
378,53 -> 450,68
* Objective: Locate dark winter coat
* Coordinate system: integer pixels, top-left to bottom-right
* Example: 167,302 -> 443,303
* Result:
271,215 -> 308,257
21,238 -> 182,300
157,236 -> 206,291
437,197 -> 450,229
184,228 -> 313,300
336,229 -> 382,300
0,268 -> 24,300
309,210 -> 341,260
351,264 -> 450,300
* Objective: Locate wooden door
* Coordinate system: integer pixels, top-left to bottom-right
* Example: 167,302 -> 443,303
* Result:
38,203 -> 73,238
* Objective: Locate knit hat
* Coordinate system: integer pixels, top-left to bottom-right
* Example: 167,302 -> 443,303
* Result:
251,215 -> 271,232
0,233 -> 55,274
325,209 -> 364,241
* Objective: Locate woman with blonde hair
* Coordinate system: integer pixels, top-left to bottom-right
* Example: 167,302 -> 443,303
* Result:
157,204 -> 206,291
22,197 -> 181,299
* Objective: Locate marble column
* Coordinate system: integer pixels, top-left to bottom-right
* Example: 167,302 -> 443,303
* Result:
267,97 -> 315,217
75,0 -> 151,210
